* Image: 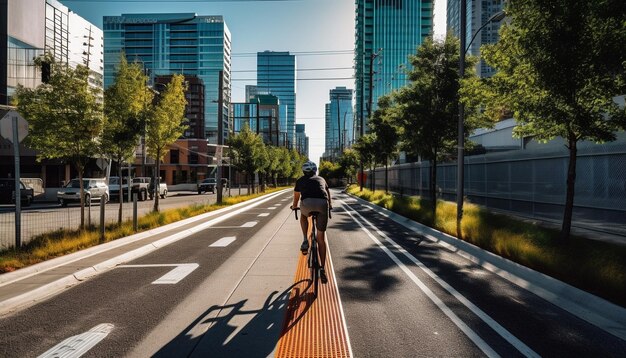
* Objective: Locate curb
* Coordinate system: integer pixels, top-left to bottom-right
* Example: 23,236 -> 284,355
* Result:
0,190 -> 290,315
345,193 -> 626,341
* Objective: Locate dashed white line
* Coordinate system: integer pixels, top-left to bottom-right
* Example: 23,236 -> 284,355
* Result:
267,207 -> 277,210
118,264 -> 199,284
210,237 -> 237,247
258,213 -> 270,217
38,323 -> 114,358
241,221 -> 258,227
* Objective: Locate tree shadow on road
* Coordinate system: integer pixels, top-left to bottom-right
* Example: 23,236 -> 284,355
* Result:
153,280 -> 310,358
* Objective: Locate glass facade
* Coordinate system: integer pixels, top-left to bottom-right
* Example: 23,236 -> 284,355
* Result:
257,51 -> 296,148
447,0 -> 504,77
295,124 -> 309,158
103,13 -> 231,143
325,87 -> 354,158
231,94 -> 288,147
355,0 -> 433,133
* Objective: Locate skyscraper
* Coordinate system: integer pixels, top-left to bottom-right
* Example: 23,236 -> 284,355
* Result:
257,51 -> 296,148
295,124 -> 309,158
447,0 -> 505,77
354,0 -> 433,133
325,87 -> 353,159
103,13 -> 231,143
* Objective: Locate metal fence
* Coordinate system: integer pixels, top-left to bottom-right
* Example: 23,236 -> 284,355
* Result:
0,187 -> 252,249
366,141 -> 626,231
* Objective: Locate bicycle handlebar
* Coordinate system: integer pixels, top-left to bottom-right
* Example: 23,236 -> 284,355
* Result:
291,206 -> 333,220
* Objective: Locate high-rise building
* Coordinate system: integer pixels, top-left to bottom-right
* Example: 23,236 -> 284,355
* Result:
1,0 -> 103,105
355,0 -> 433,134
231,94 -> 289,147
295,124 -> 309,158
103,13 -> 231,144
325,87 -> 354,159
447,0 -> 505,78
1,0 -> 103,186
257,51 -> 296,148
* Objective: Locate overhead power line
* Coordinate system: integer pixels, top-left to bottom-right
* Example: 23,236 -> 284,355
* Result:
232,67 -> 353,73
233,77 -> 354,81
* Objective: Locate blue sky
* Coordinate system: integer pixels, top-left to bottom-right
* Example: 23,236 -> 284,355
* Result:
62,0 -> 446,163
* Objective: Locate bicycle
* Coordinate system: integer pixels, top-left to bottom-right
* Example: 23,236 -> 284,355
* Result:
292,207 -> 328,297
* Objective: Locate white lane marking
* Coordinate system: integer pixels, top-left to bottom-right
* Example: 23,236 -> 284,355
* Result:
210,237 -> 237,247
326,235 -> 355,358
241,221 -> 258,228
38,323 -> 114,358
339,201 -> 499,358
340,201 -> 540,358
118,264 -> 199,284
281,198 -> 289,202
258,213 -> 270,217
267,207 -> 277,210
273,203 -> 281,207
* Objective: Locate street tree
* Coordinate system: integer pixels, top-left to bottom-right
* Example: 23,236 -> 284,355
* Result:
228,124 -> 266,192
265,146 -> 281,187
463,0 -> 626,241
14,55 -> 103,229
103,54 -> 152,223
338,148 -> 359,184
369,94 -> 400,194
353,133 -> 377,191
396,35 -> 480,212
145,74 -> 187,212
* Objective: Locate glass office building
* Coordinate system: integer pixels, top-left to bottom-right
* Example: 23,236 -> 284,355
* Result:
447,0 -> 504,78
325,87 -> 354,158
232,94 -> 289,147
295,124 -> 309,158
257,51 -> 296,148
354,0 -> 433,133
103,13 -> 231,143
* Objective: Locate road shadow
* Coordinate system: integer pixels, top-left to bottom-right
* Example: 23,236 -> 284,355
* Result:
153,280 -> 309,358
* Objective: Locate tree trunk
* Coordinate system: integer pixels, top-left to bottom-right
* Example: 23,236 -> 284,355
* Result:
153,149 -> 160,212
384,161 -> 389,194
78,164 -> 85,230
430,156 -> 437,219
370,165 -> 375,191
117,157 -> 123,224
560,138 -> 578,241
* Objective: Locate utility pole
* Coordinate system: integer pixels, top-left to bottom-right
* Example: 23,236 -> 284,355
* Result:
216,70 -> 224,204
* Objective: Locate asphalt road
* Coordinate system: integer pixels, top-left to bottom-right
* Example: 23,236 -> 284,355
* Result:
0,190 -> 624,357
329,191 -> 626,357
0,188 -> 249,248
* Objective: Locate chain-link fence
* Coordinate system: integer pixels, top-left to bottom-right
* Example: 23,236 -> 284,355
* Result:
367,141 -> 626,232
0,187 -> 253,250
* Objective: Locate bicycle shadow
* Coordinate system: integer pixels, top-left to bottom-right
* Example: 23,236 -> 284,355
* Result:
153,279 -> 311,357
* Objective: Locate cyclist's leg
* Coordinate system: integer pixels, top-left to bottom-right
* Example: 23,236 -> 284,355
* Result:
299,214 -> 310,252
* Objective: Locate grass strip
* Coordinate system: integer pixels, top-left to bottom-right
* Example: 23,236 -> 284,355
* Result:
0,187 -> 289,274
347,185 -> 626,307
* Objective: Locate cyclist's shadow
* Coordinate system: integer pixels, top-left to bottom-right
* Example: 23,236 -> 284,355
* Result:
154,279 -> 313,357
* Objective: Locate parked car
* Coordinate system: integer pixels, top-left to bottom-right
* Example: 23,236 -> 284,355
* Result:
197,178 -> 216,194
131,177 -> 150,201
108,176 -> 130,201
149,177 -> 168,199
0,179 -> 34,207
57,178 -> 109,207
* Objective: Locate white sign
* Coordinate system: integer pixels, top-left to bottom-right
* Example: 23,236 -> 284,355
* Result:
0,111 -> 28,143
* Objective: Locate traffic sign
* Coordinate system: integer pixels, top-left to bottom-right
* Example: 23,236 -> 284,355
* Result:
0,110 -> 28,143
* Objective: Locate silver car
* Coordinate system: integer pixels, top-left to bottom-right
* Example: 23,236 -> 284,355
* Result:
57,178 -> 109,207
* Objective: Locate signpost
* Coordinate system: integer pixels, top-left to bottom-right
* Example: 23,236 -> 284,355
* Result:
0,110 -> 29,248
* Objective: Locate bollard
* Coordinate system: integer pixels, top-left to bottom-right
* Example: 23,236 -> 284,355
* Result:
133,193 -> 138,232
88,200 -> 92,228
99,197 -> 105,242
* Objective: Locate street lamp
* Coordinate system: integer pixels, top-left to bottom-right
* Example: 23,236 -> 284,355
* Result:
457,6 -> 506,236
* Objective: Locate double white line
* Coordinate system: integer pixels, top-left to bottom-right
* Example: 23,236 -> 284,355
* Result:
338,199 -> 539,358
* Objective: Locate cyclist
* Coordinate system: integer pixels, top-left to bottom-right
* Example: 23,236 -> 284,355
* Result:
291,160 -> 332,284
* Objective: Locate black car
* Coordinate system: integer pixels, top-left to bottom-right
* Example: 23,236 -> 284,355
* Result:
197,178 -> 216,194
0,179 -> 34,206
